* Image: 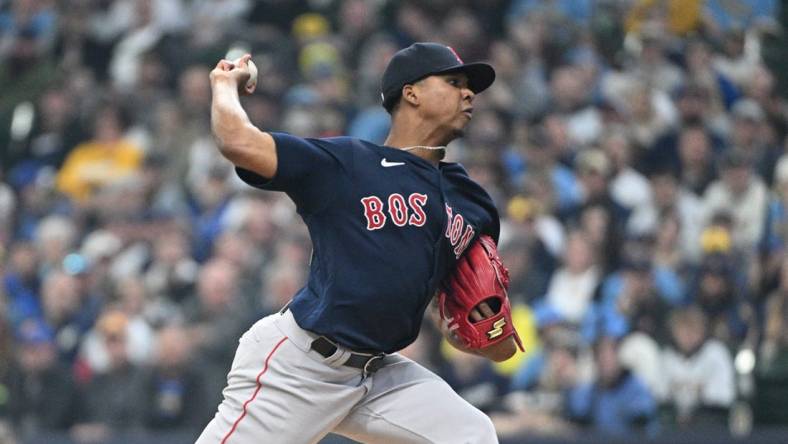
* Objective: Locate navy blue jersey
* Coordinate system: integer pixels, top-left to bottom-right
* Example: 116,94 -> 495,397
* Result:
237,132 -> 499,353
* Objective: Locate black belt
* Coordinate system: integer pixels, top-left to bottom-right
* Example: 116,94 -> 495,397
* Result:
310,336 -> 386,376
280,302 -> 386,375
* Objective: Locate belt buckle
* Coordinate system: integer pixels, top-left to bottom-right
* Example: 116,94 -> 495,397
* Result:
362,353 -> 385,377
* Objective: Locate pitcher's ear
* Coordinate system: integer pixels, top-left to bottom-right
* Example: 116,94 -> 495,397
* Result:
402,84 -> 419,107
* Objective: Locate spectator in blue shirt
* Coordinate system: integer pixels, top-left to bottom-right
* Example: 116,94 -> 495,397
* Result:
566,336 -> 658,437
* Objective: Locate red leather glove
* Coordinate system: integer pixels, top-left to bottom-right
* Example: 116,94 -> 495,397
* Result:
438,235 -> 524,351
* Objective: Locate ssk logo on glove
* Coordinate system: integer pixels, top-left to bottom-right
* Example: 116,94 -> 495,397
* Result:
487,318 -> 506,339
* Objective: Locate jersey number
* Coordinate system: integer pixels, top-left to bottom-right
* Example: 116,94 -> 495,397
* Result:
361,193 -> 428,230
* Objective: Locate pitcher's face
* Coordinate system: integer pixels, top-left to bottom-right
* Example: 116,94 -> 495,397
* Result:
413,73 -> 475,137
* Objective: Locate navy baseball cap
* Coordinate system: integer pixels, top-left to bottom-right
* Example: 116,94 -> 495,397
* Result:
381,42 -> 495,111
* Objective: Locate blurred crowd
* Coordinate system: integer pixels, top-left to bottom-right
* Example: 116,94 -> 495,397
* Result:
1,0 -> 787,443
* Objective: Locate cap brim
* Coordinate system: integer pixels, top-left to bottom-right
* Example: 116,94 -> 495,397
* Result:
436,62 -> 496,94
382,61 -> 496,111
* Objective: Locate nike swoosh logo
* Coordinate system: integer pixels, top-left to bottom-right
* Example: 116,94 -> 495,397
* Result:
381,158 -> 405,167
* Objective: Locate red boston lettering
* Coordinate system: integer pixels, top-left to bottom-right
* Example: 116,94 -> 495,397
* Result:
454,225 -> 475,258
444,205 -> 453,237
361,196 -> 387,230
408,193 -> 428,227
449,214 -> 464,245
388,193 -> 409,227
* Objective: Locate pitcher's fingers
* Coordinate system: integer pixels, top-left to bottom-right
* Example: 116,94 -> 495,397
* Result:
238,53 -> 252,67
470,308 -> 483,321
478,302 -> 496,318
217,59 -> 234,71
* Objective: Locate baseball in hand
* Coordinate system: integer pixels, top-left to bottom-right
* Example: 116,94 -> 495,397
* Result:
245,59 -> 258,90
234,56 -> 257,94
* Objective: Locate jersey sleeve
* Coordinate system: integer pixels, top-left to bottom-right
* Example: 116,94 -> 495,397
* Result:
450,163 -> 501,242
235,132 -> 352,214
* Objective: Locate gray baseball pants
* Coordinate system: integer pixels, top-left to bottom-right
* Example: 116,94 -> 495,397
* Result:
195,309 -> 498,443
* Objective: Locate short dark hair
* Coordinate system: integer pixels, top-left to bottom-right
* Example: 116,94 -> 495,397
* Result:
384,93 -> 400,114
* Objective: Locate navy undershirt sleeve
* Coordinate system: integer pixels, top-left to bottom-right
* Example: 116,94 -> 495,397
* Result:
235,132 -> 350,214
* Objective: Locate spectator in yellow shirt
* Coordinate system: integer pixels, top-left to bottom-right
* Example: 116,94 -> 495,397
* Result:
56,105 -> 142,203
626,0 -> 703,36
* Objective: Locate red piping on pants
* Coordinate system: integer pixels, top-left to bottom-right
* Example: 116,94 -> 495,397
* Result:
221,336 -> 288,444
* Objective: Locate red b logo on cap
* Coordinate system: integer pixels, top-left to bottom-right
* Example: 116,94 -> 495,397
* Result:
447,46 -> 463,64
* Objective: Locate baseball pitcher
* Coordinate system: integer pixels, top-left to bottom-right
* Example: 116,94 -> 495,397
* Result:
197,42 -> 523,444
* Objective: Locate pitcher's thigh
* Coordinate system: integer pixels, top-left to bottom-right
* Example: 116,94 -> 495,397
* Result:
333,357 -> 498,444
196,318 -> 364,444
